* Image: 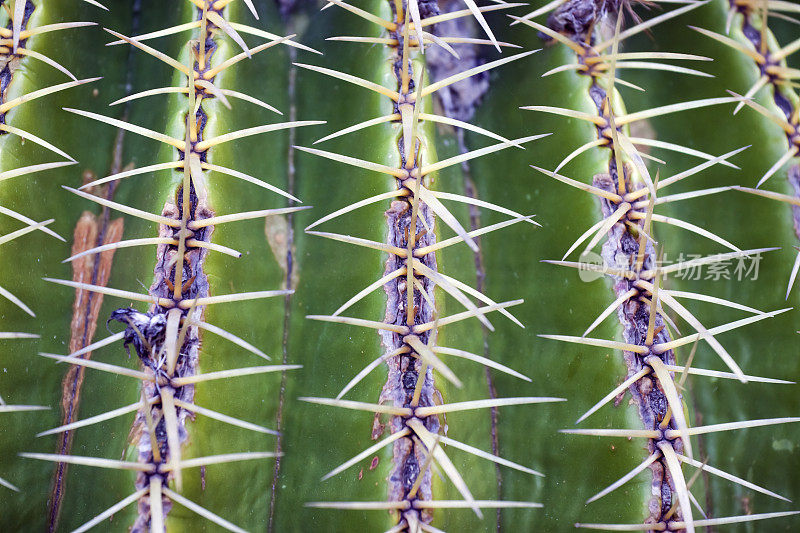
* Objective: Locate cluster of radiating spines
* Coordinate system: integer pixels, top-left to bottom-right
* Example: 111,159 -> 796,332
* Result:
0,0 -> 104,492
690,0 -> 800,297
17,1 -> 316,531
294,0 -> 562,529
517,1 -> 800,530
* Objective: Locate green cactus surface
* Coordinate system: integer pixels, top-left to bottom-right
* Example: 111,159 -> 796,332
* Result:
0,0 -> 799,532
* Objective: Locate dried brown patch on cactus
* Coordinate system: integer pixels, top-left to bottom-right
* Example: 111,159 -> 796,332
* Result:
265,214 -> 299,290
48,212 -> 123,531
427,0 -> 489,122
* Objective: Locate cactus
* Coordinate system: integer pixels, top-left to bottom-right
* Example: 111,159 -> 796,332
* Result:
0,0 -> 798,532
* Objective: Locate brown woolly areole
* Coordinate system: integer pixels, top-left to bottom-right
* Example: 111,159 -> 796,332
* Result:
595,171 -> 683,525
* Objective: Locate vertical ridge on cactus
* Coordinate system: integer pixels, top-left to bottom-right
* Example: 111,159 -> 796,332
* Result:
0,3 -> 113,521
291,2 -> 562,528
0,1 -> 315,530
468,0 -> 800,529
1,0 -> 800,531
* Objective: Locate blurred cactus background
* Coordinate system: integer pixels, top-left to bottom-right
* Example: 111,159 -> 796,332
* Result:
0,0 -> 798,531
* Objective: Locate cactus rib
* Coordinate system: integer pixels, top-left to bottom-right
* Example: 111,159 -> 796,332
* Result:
701,0 -> 800,296
524,0 -> 798,529
298,0 -> 562,529
16,1 -> 316,530
0,0 -> 101,507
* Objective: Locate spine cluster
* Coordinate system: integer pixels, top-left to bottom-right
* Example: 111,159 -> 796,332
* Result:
19,2 -> 312,530
301,0 -> 560,529
595,169 -> 684,524
550,13 -> 689,520
379,0 -> 445,520
719,0 -> 800,284
523,0 -> 799,530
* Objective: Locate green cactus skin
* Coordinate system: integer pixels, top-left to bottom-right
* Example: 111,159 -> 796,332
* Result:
270,2 -> 400,531
272,0 -> 564,530
623,1 -> 800,529
475,0 -> 800,530
1,0 -> 800,532
0,1 -> 138,530
2,1 -> 320,530
674,1 -> 800,528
